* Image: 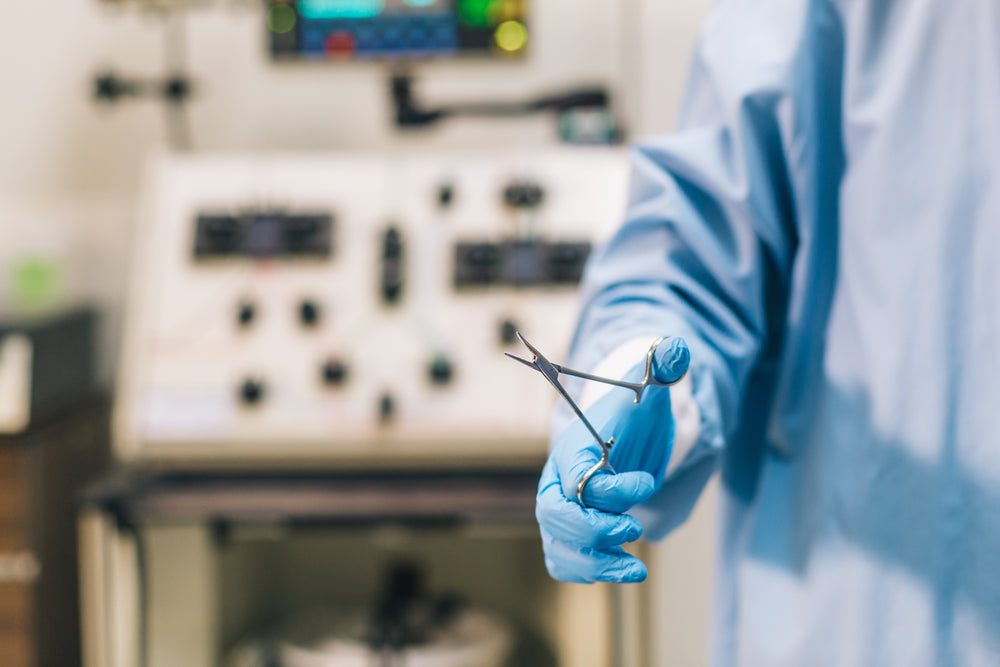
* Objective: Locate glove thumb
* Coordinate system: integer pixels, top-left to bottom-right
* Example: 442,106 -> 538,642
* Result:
651,336 -> 690,384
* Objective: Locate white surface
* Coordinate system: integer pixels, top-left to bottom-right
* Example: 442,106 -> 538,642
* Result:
0,335 -> 33,434
115,148 -> 629,463
147,525 -> 219,667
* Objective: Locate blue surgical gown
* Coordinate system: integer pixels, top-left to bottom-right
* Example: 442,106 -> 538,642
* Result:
565,0 -> 1000,664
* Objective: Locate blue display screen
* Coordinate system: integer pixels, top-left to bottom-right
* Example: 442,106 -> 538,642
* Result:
298,0 -> 383,19
298,0 -> 448,19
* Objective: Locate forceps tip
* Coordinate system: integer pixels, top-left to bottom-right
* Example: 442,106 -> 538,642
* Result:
513,330 -> 543,358
504,352 -> 536,368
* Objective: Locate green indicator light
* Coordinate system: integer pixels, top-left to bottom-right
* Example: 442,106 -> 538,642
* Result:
11,258 -> 61,309
457,0 -> 493,27
267,4 -> 297,34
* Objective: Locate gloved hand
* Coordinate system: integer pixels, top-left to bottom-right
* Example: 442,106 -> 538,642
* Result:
535,337 -> 690,583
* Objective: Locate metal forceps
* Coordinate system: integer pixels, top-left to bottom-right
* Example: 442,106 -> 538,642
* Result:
506,331 -> 684,506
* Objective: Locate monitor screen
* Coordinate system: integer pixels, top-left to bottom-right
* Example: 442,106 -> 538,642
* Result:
267,0 -> 528,60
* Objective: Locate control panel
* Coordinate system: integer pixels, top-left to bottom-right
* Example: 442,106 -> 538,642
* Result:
268,0 -> 529,61
115,149 -> 628,466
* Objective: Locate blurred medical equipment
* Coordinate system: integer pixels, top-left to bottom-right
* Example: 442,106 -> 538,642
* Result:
226,560 -> 513,667
113,149 -> 626,466
80,148 -> 636,667
389,74 -> 617,144
506,332 -> 685,505
79,469 -> 612,667
268,0 -> 528,60
91,0 -> 621,147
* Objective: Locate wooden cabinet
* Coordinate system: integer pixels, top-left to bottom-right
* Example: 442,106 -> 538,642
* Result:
0,399 -> 109,667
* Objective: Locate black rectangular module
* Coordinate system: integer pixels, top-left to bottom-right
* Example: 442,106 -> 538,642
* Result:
453,240 -> 591,288
194,212 -> 334,259
0,308 -> 98,435
543,241 -> 592,284
453,242 -> 503,286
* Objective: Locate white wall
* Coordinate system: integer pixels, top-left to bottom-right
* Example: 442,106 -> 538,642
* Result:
0,0 -> 712,372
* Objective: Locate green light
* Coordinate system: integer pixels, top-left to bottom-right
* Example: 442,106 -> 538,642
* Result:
11,258 -> 61,309
267,4 -> 297,34
457,0 -> 492,27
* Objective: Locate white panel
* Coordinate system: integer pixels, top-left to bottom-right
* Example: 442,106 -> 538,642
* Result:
147,525 -> 218,667
115,148 -> 629,464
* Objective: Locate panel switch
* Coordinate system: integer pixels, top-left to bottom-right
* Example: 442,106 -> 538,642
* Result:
379,392 -> 396,423
299,300 -> 321,327
239,378 -> 266,406
237,301 -> 256,328
381,226 -> 405,304
321,359 -> 348,386
503,181 -> 545,209
499,319 -> 519,345
428,355 -> 454,386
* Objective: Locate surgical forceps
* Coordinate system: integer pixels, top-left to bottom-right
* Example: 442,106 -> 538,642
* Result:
506,331 -> 684,506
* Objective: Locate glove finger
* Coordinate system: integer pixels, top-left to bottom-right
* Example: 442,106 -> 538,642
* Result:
559,441 -> 608,502
542,534 -> 648,584
536,481 -> 643,549
651,336 -> 690,384
580,470 -> 657,514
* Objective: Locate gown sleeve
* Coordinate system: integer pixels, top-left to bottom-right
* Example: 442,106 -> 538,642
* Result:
564,0 -> 840,538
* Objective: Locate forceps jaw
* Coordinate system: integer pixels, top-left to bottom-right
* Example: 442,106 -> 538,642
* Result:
507,331 -> 612,457
504,352 -> 537,370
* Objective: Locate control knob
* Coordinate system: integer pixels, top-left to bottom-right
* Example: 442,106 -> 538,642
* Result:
239,378 -> 266,406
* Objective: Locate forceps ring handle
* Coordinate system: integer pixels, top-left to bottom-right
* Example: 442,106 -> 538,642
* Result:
577,438 -> 615,506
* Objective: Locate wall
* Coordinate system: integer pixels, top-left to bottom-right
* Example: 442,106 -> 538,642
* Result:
0,0 -> 711,377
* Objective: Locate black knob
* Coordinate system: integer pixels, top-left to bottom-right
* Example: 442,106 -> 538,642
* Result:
378,392 -> 395,422
438,183 -> 454,208
321,358 -> 348,386
499,319 -> 518,345
239,378 -> 265,405
299,300 -> 321,327
237,301 -> 255,327
428,355 -> 454,386
503,181 -> 545,209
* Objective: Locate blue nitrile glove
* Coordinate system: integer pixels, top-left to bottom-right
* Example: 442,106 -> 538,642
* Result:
535,337 -> 690,583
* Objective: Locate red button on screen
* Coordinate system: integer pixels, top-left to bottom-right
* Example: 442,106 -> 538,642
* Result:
325,31 -> 357,57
